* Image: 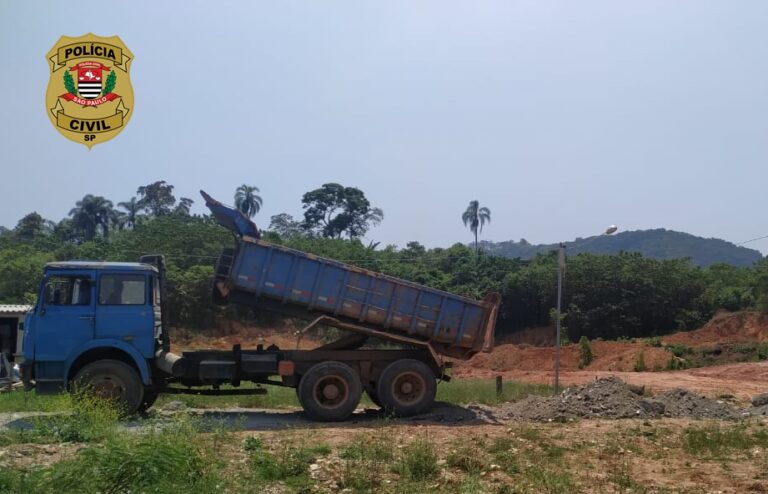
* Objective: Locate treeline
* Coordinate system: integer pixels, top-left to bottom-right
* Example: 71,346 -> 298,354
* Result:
480,229 -> 764,268
1,184 -> 767,340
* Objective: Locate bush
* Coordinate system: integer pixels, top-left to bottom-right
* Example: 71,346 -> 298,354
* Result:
578,336 -> 593,369
633,351 -> 646,372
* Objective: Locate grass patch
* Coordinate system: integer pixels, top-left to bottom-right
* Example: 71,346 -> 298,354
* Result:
0,378 -> 552,414
683,423 -> 768,459
0,393 -> 119,446
340,431 -> 396,492
0,414 -> 225,493
0,391 -> 70,413
392,438 -> 439,481
446,441 -> 489,474
246,434 -> 330,489
437,379 -> 552,405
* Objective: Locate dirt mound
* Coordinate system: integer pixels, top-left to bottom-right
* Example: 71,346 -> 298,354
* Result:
664,311 -> 768,347
499,377 -> 739,421
461,340 -> 672,374
497,326 -> 557,347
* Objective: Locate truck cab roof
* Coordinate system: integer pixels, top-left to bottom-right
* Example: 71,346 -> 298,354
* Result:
44,261 -> 158,272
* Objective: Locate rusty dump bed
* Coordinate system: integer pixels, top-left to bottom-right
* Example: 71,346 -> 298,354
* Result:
202,191 -> 501,360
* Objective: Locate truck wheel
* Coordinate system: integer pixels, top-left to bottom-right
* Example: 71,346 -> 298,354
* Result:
138,389 -> 159,413
376,359 -> 436,417
73,360 -> 144,415
298,361 -> 361,422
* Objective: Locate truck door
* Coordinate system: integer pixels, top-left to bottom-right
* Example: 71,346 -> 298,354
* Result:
95,272 -> 154,357
34,272 -> 96,386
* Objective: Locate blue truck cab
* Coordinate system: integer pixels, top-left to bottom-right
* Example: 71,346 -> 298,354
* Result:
20,261 -> 161,402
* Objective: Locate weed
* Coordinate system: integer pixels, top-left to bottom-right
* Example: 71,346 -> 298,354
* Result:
437,379 -> 552,406
486,437 -> 520,475
249,437 -> 330,488
633,351 -> 646,372
526,464 -> 576,494
578,336 -> 593,369
340,431 -> 395,462
37,416 -> 223,493
393,438 -> 439,481
446,442 -> 488,474
339,431 -> 396,492
683,423 -> 768,458
667,344 -> 694,358
646,336 -> 663,347
243,435 -> 264,452
37,392 -> 120,443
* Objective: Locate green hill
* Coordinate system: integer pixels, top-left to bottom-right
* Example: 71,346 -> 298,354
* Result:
479,229 -> 763,267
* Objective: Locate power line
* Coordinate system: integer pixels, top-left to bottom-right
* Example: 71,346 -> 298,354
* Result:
737,234 -> 768,246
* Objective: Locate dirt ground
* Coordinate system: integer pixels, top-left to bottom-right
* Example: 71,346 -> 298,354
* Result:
234,418 -> 768,494
452,311 -> 768,403
174,311 -> 768,404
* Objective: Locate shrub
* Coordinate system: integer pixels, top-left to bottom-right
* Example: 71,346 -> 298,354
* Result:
646,336 -> 663,347
633,351 -> 646,372
578,336 -> 593,369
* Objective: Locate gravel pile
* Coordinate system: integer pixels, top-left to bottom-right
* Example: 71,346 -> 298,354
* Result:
499,377 -> 739,421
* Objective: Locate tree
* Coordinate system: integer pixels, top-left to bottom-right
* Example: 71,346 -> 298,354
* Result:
301,183 -> 383,239
462,200 -> 491,255
68,195 -> 115,241
269,213 -> 304,238
174,197 -> 194,216
137,180 -> 176,216
118,197 -> 142,229
234,185 -> 262,218
14,212 -> 50,241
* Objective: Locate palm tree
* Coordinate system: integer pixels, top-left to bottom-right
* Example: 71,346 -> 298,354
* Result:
234,185 -> 263,218
69,195 -> 115,241
462,200 -> 491,255
118,197 -> 142,229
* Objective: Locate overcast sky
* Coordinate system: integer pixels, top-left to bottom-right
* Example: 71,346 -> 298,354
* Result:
1,1 -> 767,253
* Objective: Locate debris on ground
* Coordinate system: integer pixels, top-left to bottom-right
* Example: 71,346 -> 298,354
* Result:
751,392 -> 768,407
498,376 -> 740,421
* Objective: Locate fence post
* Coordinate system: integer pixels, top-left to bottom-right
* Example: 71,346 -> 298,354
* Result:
495,375 -> 503,399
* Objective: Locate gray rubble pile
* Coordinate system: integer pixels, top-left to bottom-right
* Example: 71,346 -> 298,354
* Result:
499,376 -> 740,421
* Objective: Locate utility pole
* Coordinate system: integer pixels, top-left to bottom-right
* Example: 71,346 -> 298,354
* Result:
555,243 -> 565,393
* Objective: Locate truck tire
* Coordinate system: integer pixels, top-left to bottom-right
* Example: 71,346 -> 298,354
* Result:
376,359 -> 436,417
72,359 -> 144,415
138,389 -> 159,413
298,361 -> 361,422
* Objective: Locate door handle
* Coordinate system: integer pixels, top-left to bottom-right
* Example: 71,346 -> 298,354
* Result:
79,316 -> 95,320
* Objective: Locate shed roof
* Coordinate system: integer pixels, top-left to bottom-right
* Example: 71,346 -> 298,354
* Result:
0,305 -> 32,315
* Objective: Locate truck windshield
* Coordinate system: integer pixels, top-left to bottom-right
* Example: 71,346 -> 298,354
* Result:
99,274 -> 146,305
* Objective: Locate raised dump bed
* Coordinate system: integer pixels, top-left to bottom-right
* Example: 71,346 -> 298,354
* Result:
202,191 -> 500,360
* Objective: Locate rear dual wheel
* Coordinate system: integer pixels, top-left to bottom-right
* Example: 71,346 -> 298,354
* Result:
298,361 -> 362,422
376,359 -> 436,417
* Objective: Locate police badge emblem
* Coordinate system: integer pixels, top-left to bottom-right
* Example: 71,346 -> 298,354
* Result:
45,34 -> 134,149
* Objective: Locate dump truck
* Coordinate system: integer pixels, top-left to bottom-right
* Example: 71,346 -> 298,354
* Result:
18,191 -> 501,421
